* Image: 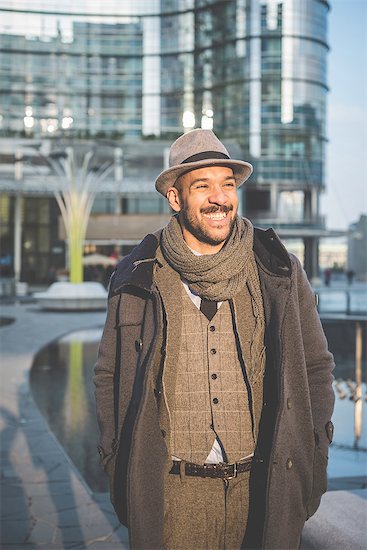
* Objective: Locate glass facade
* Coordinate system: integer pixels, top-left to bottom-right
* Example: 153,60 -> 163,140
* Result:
0,195 -> 65,283
0,0 -> 330,281
0,1 -> 329,146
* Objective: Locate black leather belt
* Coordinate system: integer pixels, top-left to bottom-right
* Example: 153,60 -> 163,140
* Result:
169,457 -> 253,480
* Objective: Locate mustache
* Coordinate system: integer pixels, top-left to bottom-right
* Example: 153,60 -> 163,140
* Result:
200,205 -> 233,215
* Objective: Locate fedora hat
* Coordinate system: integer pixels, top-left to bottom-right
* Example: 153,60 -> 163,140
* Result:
155,128 -> 253,196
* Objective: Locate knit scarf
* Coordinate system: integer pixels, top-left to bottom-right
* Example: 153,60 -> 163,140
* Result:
161,214 -> 259,302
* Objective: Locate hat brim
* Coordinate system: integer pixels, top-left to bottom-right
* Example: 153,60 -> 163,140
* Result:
155,158 -> 253,196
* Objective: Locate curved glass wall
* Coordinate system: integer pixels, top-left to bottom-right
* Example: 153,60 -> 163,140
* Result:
0,0 -> 329,239
0,1 -> 328,138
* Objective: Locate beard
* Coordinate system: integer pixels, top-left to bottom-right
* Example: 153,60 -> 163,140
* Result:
180,204 -> 236,247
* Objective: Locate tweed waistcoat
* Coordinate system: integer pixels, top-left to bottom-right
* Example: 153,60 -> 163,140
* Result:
154,247 -> 265,464
169,284 -> 255,463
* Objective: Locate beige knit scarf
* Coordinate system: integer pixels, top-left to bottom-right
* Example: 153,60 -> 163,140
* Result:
161,214 -> 260,302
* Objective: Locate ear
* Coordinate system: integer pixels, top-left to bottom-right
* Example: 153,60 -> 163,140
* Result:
166,187 -> 181,212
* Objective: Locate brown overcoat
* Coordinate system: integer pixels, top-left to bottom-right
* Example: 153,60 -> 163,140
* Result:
94,225 -> 335,549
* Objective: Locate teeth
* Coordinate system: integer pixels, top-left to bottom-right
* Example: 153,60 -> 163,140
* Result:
204,212 -> 227,220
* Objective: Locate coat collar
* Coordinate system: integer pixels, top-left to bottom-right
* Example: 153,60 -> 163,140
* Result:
110,233 -> 159,295
253,227 -> 292,277
110,224 -> 292,296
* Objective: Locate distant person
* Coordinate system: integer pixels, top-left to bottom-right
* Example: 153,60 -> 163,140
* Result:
94,129 -> 335,549
346,269 -> 355,285
47,265 -> 57,285
324,268 -> 332,286
0,253 -> 13,278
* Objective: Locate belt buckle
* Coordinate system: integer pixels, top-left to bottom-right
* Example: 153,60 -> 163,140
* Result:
223,462 -> 237,484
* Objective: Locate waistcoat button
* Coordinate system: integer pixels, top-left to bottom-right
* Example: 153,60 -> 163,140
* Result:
210,348 -> 217,355
209,325 -> 215,332
287,398 -> 292,409
211,373 -> 217,380
286,458 -> 293,470
213,397 -> 219,404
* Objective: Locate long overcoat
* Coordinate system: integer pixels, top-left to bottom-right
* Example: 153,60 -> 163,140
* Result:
94,226 -> 335,549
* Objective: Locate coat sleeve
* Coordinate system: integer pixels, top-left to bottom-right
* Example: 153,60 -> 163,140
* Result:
293,255 -> 335,455
93,292 -> 120,461
292,255 -> 335,519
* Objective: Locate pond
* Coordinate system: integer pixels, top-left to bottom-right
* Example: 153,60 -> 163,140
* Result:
30,328 -> 108,492
30,322 -> 367,493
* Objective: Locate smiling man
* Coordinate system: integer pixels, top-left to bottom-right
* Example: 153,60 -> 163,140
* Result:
94,129 -> 335,549
167,165 -> 237,252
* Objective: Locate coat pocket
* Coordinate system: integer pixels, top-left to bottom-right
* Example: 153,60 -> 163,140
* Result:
306,445 -> 328,520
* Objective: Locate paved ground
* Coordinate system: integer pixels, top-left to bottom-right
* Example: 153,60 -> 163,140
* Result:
1,300 -> 366,549
0,301 -> 128,548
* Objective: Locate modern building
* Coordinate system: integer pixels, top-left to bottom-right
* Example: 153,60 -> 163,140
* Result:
348,215 -> 367,282
0,0 -> 333,284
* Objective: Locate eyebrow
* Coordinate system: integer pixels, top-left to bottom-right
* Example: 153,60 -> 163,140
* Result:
189,175 -> 236,188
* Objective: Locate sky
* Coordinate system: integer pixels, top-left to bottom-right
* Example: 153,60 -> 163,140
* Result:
322,0 -> 367,231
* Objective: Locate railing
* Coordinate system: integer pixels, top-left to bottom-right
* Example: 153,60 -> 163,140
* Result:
316,287 -> 367,315
317,285 -> 367,449
247,214 -> 326,228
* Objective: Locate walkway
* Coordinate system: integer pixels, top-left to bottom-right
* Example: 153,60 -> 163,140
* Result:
0,302 -> 128,548
0,301 -> 366,548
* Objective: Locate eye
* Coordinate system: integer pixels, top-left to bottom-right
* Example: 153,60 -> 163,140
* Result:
224,181 -> 235,188
194,183 -> 208,189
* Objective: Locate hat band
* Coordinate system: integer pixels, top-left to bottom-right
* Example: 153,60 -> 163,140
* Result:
181,151 -> 230,164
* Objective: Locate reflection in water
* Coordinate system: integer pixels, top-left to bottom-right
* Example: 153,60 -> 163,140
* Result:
30,328 -> 107,492
67,340 -> 87,438
30,324 -> 366,492
332,380 -> 367,450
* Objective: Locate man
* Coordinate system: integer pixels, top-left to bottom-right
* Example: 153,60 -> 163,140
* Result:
94,129 -> 335,549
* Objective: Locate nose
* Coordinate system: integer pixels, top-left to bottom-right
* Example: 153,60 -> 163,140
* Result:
207,185 -> 228,205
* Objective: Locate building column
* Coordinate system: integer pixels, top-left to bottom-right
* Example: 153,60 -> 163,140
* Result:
14,194 -> 23,283
270,182 -> 278,217
304,237 -> 319,281
311,188 -> 319,223
304,190 -> 311,222
304,188 -> 320,225
114,147 -> 123,215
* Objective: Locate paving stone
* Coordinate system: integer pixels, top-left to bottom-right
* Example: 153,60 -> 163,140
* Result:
86,538 -> 129,549
107,525 -> 130,543
0,494 -> 32,521
1,468 -> 18,479
0,482 -> 25,499
28,520 -> 59,544
83,523 -> 122,540
21,480 -> 77,497
0,519 -> 33,544
42,507 -> 87,528
53,525 -> 88,544
1,543 -> 37,549
302,490 -> 367,549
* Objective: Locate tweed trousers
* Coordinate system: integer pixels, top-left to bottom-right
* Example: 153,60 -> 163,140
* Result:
163,465 -> 250,550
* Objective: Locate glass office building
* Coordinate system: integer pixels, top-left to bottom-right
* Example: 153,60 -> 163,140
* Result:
0,0 -> 330,282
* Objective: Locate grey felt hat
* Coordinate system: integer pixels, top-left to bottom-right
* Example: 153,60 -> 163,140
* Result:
155,128 -> 253,196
